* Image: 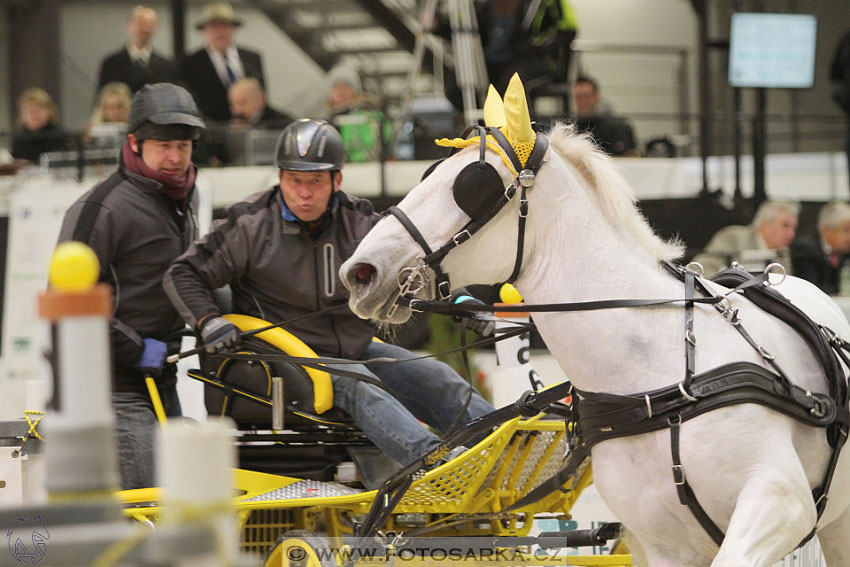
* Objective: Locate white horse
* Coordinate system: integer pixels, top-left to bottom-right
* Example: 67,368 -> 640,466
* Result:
340,78 -> 850,567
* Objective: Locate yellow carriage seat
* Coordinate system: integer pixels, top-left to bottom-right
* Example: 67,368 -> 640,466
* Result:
192,313 -> 343,428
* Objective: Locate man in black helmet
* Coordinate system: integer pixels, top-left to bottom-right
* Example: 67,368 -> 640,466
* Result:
56,83 -> 205,490
165,119 -> 494,472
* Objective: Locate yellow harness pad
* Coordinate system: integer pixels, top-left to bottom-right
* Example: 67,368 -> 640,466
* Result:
223,314 -> 333,414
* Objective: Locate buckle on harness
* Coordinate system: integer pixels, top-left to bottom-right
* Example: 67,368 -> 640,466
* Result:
672,464 -> 686,486
452,230 -> 471,246
810,396 -> 828,419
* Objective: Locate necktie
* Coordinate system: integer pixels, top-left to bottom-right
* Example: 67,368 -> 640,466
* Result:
223,57 -> 237,85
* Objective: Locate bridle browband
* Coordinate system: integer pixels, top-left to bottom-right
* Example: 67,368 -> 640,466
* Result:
386,125 -> 549,304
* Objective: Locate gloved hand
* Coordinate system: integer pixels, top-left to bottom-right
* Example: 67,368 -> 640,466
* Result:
200,316 -> 242,354
136,338 -> 168,376
453,295 -> 495,337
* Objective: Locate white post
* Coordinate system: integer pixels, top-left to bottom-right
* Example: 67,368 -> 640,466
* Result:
158,419 -> 238,567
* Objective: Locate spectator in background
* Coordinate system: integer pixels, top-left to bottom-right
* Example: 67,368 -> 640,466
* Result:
228,78 -> 292,130
98,5 -> 174,93
11,88 -> 73,163
830,29 -> 850,187
792,201 -> 850,295
692,200 -> 799,277
325,65 -> 391,163
478,1 -> 578,98
572,76 -> 638,157
84,82 -> 133,147
178,2 -> 265,122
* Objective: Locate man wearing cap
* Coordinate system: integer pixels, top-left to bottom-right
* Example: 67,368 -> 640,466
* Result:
56,83 -> 205,490
164,119 -> 495,475
178,1 -> 265,121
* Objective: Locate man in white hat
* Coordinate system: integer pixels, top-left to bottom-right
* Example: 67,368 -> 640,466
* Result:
177,1 -> 265,121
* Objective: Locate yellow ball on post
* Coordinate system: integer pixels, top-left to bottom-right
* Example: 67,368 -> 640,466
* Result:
499,283 -> 523,304
49,242 -> 100,292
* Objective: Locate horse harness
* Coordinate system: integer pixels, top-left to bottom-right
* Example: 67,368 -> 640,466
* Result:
572,263 -> 850,546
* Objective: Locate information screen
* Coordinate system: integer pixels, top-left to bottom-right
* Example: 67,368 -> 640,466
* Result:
728,12 -> 817,89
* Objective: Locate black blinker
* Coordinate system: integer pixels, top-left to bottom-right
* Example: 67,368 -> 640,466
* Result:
452,161 -> 504,220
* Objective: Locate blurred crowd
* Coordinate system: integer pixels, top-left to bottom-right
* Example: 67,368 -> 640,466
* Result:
3,0 -> 653,170
7,1 -> 850,299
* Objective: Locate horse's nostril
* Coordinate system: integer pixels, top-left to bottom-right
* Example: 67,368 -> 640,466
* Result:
355,263 -> 376,284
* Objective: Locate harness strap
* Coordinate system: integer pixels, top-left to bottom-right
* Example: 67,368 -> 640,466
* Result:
404,295 -> 724,314
507,182 -> 529,285
669,415 -> 726,546
386,206 -> 452,299
684,270 -> 696,389
499,129 -> 549,285
488,127 -> 524,173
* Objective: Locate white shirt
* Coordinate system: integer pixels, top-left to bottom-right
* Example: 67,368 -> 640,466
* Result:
207,46 -> 244,87
127,43 -> 152,67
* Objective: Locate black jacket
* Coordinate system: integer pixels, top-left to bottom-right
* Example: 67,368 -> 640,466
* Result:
177,47 -> 265,121
57,157 -> 199,393
165,188 -> 379,359
11,124 -> 74,163
97,48 -> 175,93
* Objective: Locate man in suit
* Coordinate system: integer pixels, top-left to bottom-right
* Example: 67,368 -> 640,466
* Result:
792,201 -> 850,295
692,200 -> 799,277
97,6 -> 174,93
178,2 -> 265,122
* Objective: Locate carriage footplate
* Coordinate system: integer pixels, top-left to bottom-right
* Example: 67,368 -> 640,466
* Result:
242,478 -> 364,502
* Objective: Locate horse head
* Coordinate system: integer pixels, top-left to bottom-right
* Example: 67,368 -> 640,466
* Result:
342,76 -> 549,323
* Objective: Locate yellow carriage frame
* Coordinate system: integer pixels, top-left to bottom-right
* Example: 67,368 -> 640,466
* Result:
121,316 -> 631,566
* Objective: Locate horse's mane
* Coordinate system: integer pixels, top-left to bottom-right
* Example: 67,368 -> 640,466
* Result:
546,122 -> 684,262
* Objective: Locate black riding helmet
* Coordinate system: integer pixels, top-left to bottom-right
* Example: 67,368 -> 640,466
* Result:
275,119 -> 345,171
129,83 -> 205,141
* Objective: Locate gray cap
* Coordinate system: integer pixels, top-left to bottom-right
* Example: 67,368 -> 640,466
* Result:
275,119 -> 345,171
128,83 -> 205,140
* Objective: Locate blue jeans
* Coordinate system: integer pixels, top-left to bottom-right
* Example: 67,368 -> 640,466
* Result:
113,383 -> 182,490
328,341 -> 495,467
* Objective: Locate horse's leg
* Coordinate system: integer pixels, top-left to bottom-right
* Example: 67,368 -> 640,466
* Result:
710,468 -> 816,567
817,504 -> 850,566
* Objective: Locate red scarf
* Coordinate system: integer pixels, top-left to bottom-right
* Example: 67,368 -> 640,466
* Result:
121,142 -> 196,202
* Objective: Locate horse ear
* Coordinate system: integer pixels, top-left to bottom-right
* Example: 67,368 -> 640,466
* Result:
484,85 -> 506,128
504,73 -> 534,145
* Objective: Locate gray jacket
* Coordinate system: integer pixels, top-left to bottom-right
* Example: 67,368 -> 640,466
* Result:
164,188 -> 379,359
57,164 -> 199,393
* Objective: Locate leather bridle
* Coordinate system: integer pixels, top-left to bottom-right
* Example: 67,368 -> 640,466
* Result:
385,125 -> 549,309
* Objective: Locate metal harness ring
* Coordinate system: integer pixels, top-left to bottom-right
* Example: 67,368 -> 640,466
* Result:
764,263 -> 786,286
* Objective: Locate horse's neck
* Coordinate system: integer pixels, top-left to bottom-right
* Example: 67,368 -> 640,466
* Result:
516,197 -> 687,394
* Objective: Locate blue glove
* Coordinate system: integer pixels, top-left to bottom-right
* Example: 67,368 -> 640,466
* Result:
200,316 -> 242,354
453,295 -> 495,337
136,338 -> 168,376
